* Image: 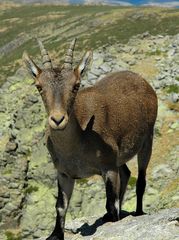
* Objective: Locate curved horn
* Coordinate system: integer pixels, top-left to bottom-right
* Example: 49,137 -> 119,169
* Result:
37,39 -> 52,69
63,38 -> 77,70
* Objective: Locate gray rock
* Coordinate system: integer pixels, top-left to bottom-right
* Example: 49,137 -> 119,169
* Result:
5,141 -> 18,152
169,122 -> 178,130
9,182 -> 19,189
27,95 -> 39,104
0,190 -> 10,198
141,31 -> 150,38
91,67 -> 102,76
0,104 -> 6,113
112,65 -> 125,72
153,82 -> 161,90
128,59 -> 136,66
123,46 -> 131,53
116,59 -> 129,69
169,93 -> 179,103
99,63 -> 111,73
152,164 -> 173,179
15,67 -> 28,79
0,199 -> 5,209
168,48 -> 176,57
87,72 -> 98,81
59,208 -> 179,240
11,129 -> 19,138
4,202 -> 17,212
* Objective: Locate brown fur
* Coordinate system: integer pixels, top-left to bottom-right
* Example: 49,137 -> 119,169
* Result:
75,71 -> 157,165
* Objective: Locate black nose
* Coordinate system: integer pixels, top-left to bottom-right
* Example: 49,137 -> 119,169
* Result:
51,116 -> 65,126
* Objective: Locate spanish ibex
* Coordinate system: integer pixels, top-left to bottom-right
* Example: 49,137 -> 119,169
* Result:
23,38 -> 158,240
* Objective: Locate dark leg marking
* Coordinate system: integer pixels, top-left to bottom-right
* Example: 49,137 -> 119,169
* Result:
136,132 -> 153,216
119,164 -> 131,217
102,170 -> 120,222
46,173 -> 74,240
46,181 -> 65,240
136,170 -> 146,216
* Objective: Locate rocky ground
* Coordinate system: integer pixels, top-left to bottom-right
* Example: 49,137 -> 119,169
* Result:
59,208 -> 179,240
0,33 -> 179,239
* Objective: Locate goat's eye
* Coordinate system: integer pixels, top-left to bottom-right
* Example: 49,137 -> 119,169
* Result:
72,83 -> 80,93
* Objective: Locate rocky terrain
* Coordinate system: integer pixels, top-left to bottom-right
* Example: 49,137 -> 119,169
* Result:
0,29 -> 179,239
59,208 -> 179,240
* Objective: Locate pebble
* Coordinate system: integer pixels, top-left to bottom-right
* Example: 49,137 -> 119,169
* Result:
5,141 -> 18,152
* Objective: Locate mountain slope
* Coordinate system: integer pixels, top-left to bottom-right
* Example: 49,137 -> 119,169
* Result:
0,4 -> 179,85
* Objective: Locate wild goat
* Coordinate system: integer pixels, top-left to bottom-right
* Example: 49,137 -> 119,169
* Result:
23,38 -> 158,240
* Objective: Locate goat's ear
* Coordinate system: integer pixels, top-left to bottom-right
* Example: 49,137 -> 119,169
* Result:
22,51 -> 41,78
74,50 -> 93,79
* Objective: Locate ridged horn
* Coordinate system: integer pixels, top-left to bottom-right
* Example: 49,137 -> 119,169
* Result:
37,39 -> 52,69
63,38 -> 77,70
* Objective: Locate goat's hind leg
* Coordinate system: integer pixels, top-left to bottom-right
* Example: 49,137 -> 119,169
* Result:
102,164 -> 130,222
102,170 -> 119,222
46,173 -> 74,240
119,164 -> 131,216
136,132 -> 153,216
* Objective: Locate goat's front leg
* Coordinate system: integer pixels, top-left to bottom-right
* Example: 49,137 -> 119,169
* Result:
46,173 -> 75,240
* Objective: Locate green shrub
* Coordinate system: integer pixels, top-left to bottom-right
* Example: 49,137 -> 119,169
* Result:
76,178 -> 88,185
24,185 -> 38,194
128,176 -> 137,188
5,231 -> 21,240
146,49 -> 163,56
155,127 -> 162,137
166,84 -> 179,94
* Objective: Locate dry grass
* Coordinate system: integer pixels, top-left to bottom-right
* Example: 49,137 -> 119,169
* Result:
127,111 -> 179,177
131,57 -> 158,81
97,8 -> 132,22
167,101 -> 179,112
0,27 -> 8,33
0,5 -> 179,86
2,17 -> 22,24
29,13 -> 65,24
0,3 -> 21,11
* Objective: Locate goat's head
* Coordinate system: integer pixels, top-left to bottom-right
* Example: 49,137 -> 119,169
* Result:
23,39 -> 92,130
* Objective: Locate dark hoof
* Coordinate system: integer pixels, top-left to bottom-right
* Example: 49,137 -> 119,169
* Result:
134,211 -> 146,216
102,212 -> 119,223
46,237 -> 60,240
46,233 -> 64,240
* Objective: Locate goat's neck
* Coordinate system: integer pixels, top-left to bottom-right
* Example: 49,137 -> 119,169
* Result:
48,111 -> 82,155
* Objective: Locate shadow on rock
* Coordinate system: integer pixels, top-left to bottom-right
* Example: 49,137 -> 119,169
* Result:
75,210 -> 133,237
